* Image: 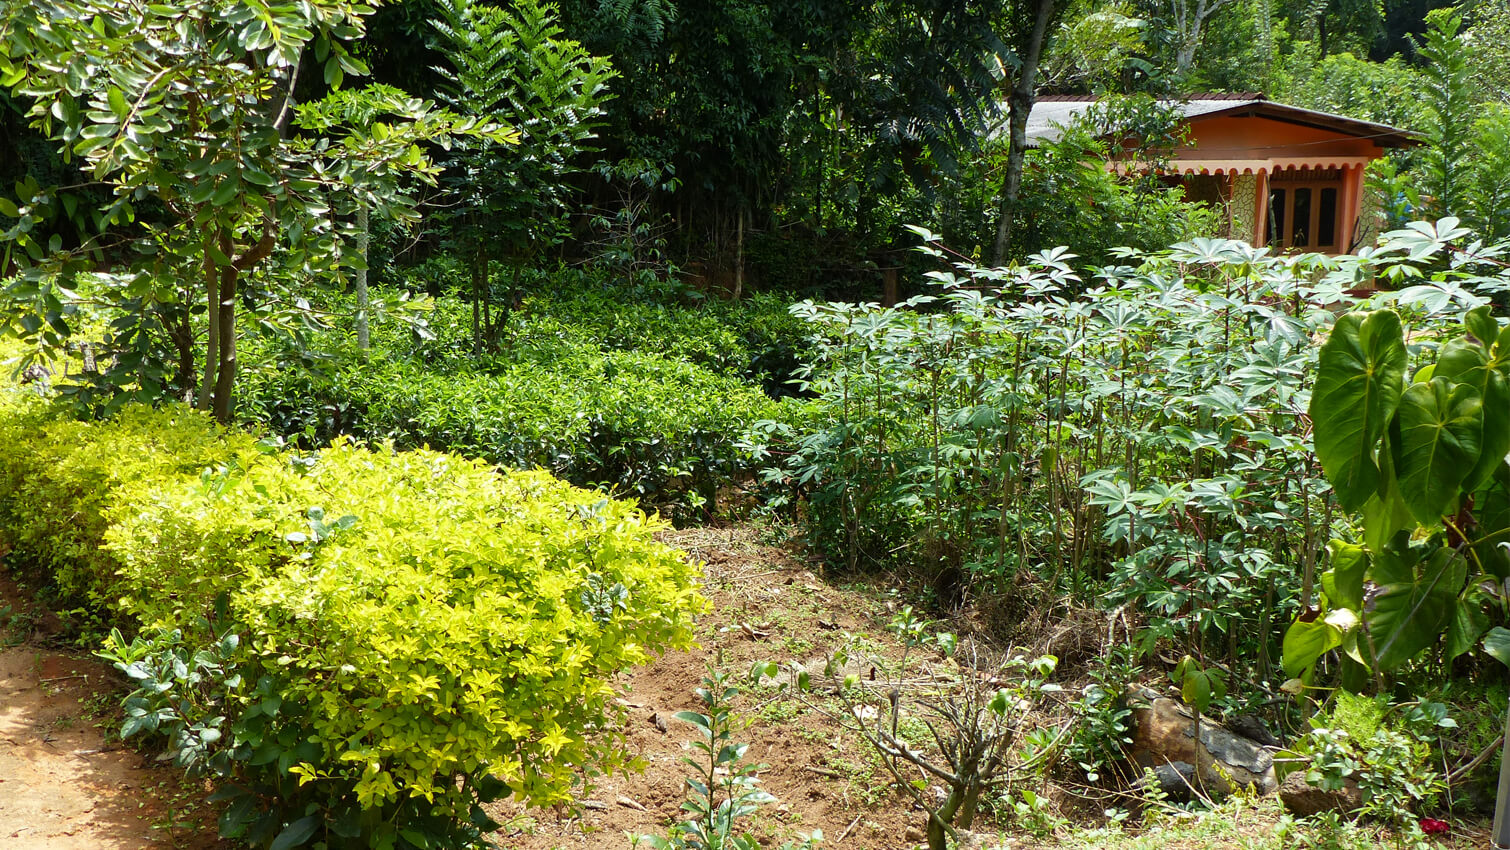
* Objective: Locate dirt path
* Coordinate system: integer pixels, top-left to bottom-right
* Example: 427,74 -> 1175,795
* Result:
0,580 -> 218,849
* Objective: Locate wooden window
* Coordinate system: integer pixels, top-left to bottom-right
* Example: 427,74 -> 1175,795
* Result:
1265,170 -> 1344,253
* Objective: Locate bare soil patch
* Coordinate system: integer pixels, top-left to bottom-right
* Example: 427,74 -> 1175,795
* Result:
0,575 -> 220,850
487,525 -> 927,849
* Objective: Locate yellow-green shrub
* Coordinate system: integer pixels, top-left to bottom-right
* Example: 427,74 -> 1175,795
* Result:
0,402 -> 259,606
108,440 -> 702,809
0,401 -> 704,847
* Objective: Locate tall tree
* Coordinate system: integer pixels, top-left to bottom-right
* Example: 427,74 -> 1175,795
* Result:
431,0 -> 613,351
0,0 -> 501,421
1417,9 -> 1472,221
994,0 -> 1063,264
1167,0 -> 1237,73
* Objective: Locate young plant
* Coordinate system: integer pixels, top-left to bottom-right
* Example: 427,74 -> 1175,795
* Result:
638,666 -> 819,850
759,607 -> 1063,850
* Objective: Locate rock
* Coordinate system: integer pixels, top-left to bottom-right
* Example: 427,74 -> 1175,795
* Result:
1277,771 -> 1362,816
954,829 -> 1013,850
1226,714 -> 1280,747
1134,761 -> 1200,802
1126,688 -> 1277,797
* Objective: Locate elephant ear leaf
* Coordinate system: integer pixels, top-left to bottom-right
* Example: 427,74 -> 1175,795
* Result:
1369,545 -> 1467,671
1465,305 -> 1500,349
1435,327 -> 1510,492
1320,540 -> 1367,611
1484,627 -> 1510,668
1394,378 -> 1483,524
1475,461 -> 1510,580
1311,311 -> 1408,512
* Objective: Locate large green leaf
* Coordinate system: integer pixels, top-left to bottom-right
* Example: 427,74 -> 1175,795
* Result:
1362,437 -> 1414,552
1393,378 -> 1483,524
1444,585 -> 1490,664
1475,461 -> 1510,579
1368,543 -> 1468,671
1484,627 -> 1510,668
1465,305 -> 1501,350
1311,311 -> 1408,511
1282,608 -> 1358,678
1435,329 -> 1510,492
1320,539 -> 1367,611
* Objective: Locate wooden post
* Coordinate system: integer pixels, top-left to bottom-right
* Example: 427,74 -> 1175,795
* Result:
882,268 -> 898,307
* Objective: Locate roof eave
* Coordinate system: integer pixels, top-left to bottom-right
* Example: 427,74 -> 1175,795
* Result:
1191,102 -> 1424,148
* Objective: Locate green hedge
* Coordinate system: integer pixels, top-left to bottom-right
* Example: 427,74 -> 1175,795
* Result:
0,396 -> 703,848
395,261 -> 814,392
238,334 -> 787,517
234,267 -> 815,517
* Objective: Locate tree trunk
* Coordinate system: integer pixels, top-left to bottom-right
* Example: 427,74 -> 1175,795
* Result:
926,786 -> 965,850
471,250 -> 484,357
197,241 -> 220,412
993,0 -> 1057,266
355,199 -> 370,356
210,262 -> 238,425
167,301 -> 195,404
1175,36 -> 1199,74
205,223 -> 277,424
732,205 -> 745,300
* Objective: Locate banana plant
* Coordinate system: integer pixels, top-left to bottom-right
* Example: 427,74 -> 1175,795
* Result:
1283,305 -> 1510,683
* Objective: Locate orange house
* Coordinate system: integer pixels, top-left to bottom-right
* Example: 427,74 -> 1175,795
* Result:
1024,94 -> 1422,254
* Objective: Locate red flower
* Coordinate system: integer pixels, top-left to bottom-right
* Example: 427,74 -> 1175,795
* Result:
1419,818 -> 1450,836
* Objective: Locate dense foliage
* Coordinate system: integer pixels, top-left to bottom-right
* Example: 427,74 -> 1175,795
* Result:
0,0 -> 505,421
752,221 -> 1510,683
6,0 -> 1510,837
0,395 -> 702,848
1283,303 -> 1510,684
235,273 -> 803,517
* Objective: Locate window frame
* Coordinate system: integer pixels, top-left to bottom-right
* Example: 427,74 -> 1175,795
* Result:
1265,176 -> 1345,254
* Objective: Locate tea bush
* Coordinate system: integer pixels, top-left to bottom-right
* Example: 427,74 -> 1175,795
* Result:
392,261 -> 813,392
236,273 -> 810,517
238,344 -> 789,517
0,400 -> 704,848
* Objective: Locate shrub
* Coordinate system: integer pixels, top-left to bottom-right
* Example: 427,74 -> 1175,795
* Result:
237,304 -> 796,518
0,401 -> 260,607
753,222 -> 1508,673
0,401 -> 704,848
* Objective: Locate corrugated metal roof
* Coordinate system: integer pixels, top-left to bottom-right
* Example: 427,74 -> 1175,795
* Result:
1006,96 -> 1421,148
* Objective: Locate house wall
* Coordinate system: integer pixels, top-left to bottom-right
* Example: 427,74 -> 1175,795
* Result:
1175,116 -> 1388,253
1181,116 -> 1387,163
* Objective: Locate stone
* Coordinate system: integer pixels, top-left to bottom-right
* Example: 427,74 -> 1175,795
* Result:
1134,761 -> 1200,802
1226,714 -> 1280,747
1126,688 -> 1278,797
1277,771 -> 1363,816
954,829 -> 1014,850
